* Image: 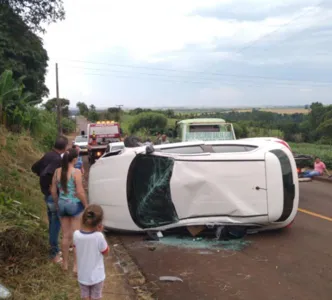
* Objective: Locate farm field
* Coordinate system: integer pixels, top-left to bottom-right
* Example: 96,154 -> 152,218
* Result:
235,108 -> 309,114
172,107 -> 310,115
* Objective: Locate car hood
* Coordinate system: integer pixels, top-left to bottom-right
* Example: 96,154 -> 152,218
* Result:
75,142 -> 88,146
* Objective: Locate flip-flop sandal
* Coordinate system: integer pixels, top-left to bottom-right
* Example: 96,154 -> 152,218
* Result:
53,256 -> 63,264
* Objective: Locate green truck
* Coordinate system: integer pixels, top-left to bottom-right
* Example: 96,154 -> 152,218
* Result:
175,118 -> 236,142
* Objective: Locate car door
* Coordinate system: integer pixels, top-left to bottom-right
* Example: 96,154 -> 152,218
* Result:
127,149 -> 269,230
170,155 -> 269,220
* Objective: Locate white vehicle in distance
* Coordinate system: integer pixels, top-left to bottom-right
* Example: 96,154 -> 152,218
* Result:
73,135 -> 88,154
89,139 -> 299,235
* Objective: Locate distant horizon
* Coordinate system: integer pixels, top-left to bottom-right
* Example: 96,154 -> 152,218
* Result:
69,104 -> 310,110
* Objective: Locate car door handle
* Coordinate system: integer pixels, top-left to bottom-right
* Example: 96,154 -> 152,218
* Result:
255,186 -> 267,191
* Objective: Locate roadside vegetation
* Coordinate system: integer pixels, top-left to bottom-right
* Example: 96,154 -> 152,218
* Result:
0,128 -> 80,300
76,101 -> 332,167
0,1 -> 81,299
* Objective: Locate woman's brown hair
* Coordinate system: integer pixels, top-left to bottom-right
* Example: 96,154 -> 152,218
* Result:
82,204 -> 104,228
60,148 -> 78,193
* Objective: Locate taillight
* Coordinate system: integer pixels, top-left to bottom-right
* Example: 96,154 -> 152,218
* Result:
276,140 -> 291,150
286,220 -> 294,228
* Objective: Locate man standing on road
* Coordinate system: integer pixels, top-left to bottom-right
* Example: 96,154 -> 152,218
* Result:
160,134 -> 170,144
31,136 -> 68,263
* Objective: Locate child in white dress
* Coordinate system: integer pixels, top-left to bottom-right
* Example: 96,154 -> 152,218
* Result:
73,205 -> 109,300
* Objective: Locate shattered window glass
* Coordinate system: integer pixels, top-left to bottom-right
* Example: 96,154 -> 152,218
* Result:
127,154 -> 178,229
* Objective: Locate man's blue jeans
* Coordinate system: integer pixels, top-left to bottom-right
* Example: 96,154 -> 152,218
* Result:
45,194 -> 61,259
302,170 -> 320,178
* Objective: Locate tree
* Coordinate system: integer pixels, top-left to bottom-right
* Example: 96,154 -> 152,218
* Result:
88,104 -> 99,122
129,112 -> 168,134
3,0 -> 65,33
308,102 -> 325,130
164,109 -> 175,118
0,6 -> 49,100
279,122 -> 300,141
107,107 -> 122,122
0,69 -> 39,131
61,117 -> 75,134
76,101 -> 89,116
233,123 -> 248,138
43,98 -> 70,118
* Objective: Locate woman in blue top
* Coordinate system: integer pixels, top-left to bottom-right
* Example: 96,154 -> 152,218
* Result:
51,148 -> 88,272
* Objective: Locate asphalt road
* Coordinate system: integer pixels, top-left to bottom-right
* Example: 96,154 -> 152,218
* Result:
82,155 -> 332,300
119,181 -> 332,300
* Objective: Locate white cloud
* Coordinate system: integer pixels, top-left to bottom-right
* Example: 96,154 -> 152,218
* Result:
42,0 -> 332,107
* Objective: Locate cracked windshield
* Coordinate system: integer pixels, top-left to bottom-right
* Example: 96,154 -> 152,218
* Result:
1,0 -> 331,299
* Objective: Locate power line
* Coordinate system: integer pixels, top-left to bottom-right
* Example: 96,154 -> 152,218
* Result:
49,59 -> 331,86
234,0 -> 325,55
49,57 -> 324,82
49,67 -> 332,89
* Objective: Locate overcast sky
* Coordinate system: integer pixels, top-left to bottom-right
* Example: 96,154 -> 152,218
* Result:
43,0 -> 332,108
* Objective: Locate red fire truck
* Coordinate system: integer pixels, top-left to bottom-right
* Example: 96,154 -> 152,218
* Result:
87,121 -> 121,165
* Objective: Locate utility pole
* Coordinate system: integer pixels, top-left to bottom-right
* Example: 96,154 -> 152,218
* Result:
56,63 -> 62,135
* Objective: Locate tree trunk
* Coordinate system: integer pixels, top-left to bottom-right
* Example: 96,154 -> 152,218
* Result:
0,125 -> 6,147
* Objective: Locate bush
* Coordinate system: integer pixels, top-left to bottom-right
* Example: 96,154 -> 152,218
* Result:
129,112 -> 168,134
0,128 -> 81,299
29,110 -> 58,150
61,117 -> 76,134
233,123 -> 248,138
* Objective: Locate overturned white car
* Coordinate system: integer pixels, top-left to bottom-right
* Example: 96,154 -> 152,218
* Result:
88,139 -> 299,234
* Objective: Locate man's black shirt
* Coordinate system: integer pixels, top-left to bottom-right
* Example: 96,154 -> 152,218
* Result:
31,150 -> 62,197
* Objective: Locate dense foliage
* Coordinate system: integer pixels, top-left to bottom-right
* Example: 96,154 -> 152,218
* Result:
0,6 -> 49,100
75,101 -> 332,145
128,112 -> 168,134
43,97 -> 70,118
76,101 -> 89,117
0,69 -> 74,149
3,0 -> 65,33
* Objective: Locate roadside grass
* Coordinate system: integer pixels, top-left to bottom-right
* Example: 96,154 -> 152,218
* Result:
0,127 -> 80,300
289,142 -> 332,169
247,127 -> 283,138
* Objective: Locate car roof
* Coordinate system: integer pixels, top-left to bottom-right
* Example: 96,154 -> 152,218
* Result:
114,138 -> 284,153
177,118 -> 227,124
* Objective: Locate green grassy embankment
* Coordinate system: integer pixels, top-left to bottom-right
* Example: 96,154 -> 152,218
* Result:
0,127 -> 80,300
289,143 -> 332,169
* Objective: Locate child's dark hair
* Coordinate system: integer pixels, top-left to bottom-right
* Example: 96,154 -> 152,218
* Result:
61,148 -> 78,193
82,204 -> 104,228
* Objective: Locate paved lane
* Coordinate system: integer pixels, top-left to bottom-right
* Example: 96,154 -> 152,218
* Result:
119,181 -> 332,300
